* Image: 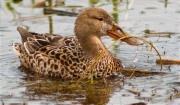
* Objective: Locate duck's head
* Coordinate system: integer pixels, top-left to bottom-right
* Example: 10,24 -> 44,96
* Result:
74,7 -> 142,56
75,7 -> 142,45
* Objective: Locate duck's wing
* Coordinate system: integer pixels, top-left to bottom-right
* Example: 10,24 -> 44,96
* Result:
17,26 -> 79,54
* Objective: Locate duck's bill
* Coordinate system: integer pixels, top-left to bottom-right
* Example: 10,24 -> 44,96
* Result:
107,24 -> 143,46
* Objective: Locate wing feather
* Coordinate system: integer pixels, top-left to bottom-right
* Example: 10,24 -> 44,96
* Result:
17,26 -> 80,57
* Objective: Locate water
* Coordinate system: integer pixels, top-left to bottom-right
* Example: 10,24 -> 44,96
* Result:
0,0 -> 180,104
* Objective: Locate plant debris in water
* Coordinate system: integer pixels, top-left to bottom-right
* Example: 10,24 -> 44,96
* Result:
144,29 -> 179,37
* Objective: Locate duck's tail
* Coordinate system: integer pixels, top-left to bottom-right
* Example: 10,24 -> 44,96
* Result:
13,27 -> 32,56
17,26 -> 33,43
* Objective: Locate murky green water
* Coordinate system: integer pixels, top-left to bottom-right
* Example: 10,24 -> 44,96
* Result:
0,0 -> 180,105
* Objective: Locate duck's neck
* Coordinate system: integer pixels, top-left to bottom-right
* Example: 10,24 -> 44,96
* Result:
78,35 -> 106,58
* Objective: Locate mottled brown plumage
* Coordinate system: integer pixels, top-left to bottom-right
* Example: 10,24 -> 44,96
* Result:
13,7 -> 142,79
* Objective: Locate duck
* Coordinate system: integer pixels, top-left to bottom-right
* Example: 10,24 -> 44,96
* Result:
13,7 -> 142,80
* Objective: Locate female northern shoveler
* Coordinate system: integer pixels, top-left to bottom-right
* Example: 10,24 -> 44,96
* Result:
13,7 -> 142,79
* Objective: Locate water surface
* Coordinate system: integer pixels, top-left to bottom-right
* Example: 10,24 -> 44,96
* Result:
0,0 -> 180,105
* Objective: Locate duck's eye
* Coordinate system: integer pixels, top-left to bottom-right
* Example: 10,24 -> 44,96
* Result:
97,17 -> 103,21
